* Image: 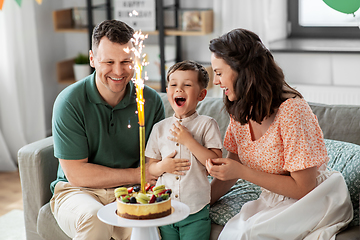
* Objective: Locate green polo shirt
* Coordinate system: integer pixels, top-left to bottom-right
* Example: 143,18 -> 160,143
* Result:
50,72 -> 165,193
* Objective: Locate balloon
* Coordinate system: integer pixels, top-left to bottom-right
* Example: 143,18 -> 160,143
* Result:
323,0 -> 360,14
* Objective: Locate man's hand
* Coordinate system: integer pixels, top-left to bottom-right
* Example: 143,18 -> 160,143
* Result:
168,121 -> 193,146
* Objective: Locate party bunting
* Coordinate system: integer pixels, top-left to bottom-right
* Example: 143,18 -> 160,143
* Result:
0,0 -> 42,10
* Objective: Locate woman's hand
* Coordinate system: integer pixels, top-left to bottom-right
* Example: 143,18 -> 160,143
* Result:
206,157 -> 242,181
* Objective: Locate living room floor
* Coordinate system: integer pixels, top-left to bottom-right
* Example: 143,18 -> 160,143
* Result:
0,170 -> 23,216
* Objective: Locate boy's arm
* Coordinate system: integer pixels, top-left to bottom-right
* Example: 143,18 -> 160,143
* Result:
147,153 -> 191,177
193,147 -> 222,166
185,143 -> 222,166
147,157 -> 163,177
168,121 -> 222,166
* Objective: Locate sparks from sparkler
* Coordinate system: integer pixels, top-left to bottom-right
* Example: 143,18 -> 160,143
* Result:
124,31 -> 149,90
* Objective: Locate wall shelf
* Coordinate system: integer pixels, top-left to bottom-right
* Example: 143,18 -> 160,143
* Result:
149,10 -> 213,36
52,8 -> 212,36
52,1 -> 213,88
52,8 -> 87,33
56,58 -> 76,84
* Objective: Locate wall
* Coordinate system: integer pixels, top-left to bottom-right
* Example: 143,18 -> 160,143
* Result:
38,0 -> 111,135
273,52 -> 360,105
34,1 -> 67,136
39,0 -> 360,135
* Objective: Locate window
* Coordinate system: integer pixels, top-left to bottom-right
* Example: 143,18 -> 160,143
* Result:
299,0 -> 360,27
289,0 -> 360,38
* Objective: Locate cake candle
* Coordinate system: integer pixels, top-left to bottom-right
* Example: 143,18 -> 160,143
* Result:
135,62 -> 146,194
129,31 -> 148,194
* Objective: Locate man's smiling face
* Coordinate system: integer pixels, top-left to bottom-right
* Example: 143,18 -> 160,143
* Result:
90,36 -> 134,104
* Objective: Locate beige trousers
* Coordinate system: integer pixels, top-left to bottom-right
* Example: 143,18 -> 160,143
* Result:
50,181 -> 132,240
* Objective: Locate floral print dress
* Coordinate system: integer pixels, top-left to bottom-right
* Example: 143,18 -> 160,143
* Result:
218,98 -> 353,240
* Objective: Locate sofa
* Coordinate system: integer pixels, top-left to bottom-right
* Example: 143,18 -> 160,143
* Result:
18,92 -> 360,240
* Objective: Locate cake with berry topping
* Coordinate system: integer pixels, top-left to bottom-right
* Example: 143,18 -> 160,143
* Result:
115,184 -> 172,220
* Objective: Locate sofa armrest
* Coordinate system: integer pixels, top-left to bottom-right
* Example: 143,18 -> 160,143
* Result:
18,136 -> 58,240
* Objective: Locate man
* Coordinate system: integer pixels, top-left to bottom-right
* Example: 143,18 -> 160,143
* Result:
50,20 -> 165,240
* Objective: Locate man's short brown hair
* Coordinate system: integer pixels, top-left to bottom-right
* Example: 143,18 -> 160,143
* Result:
92,20 -> 134,55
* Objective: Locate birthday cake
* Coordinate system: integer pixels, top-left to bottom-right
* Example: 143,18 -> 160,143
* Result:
115,184 -> 172,220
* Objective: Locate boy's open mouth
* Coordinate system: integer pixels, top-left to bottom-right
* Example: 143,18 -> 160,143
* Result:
175,97 -> 186,107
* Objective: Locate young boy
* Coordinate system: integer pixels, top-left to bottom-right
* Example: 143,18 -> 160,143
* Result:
145,60 -> 223,240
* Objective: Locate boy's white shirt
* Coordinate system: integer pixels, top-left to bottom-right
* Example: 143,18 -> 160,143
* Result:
145,111 -> 223,214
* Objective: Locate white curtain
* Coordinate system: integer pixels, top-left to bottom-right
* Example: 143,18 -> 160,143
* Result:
0,0 -> 46,171
212,0 -> 288,47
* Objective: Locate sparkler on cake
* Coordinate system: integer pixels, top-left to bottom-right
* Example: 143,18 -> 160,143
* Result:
124,30 -> 149,194
115,30 -> 173,220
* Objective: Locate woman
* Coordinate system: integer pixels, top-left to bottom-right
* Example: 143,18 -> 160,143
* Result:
206,28 -> 353,240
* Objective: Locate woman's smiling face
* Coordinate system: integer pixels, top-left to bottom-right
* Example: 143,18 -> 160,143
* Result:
211,53 -> 238,102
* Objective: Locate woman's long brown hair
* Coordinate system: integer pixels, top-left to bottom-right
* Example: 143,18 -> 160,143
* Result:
209,28 -> 302,125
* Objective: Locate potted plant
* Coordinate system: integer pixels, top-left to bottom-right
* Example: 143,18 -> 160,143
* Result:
73,53 -> 91,81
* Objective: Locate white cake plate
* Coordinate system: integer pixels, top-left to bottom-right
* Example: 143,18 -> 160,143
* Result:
97,201 -> 190,240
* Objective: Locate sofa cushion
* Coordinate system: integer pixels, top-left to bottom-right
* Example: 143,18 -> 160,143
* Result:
309,103 -> 360,146
37,203 -> 71,240
210,139 -> 360,227
325,139 -> 360,227
209,178 -> 260,225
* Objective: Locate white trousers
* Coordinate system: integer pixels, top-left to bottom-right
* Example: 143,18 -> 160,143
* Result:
218,171 -> 353,240
50,181 -> 132,240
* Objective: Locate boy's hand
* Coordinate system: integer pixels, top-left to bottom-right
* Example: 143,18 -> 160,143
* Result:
162,150 -> 190,175
168,121 -> 193,146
